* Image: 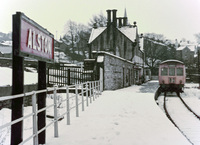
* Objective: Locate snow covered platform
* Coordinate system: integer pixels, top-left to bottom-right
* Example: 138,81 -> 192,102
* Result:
46,81 -> 190,145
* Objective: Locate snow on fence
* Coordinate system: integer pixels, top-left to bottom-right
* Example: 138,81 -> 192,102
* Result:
0,80 -> 101,145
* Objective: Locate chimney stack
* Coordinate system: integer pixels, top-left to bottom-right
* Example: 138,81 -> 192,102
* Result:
112,9 -> 117,27
123,17 -> 128,26
118,17 -> 122,28
106,9 -> 111,26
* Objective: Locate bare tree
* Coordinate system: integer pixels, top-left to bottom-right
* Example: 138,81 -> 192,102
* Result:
143,33 -> 170,75
76,24 -> 91,56
62,12 -> 106,61
63,20 -> 91,59
194,33 -> 200,44
144,33 -> 166,42
63,20 -> 79,53
88,12 -> 107,27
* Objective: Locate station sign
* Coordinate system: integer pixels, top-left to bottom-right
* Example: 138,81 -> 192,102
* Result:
13,12 -> 54,62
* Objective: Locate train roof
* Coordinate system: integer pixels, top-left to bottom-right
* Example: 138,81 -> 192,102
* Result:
160,59 -> 184,65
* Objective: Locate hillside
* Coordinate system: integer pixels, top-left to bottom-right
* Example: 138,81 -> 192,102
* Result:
0,32 -> 12,42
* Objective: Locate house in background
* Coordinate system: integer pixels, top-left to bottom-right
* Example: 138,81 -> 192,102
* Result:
176,41 -> 198,82
176,41 -> 196,66
88,9 -> 147,84
176,46 -> 195,65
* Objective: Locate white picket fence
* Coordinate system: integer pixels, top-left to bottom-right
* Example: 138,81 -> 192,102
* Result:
0,80 -> 102,145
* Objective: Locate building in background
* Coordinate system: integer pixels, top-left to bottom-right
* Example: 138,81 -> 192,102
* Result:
88,9 -> 149,87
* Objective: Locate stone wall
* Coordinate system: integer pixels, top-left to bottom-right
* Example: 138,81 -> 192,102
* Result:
94,51 -> 135,90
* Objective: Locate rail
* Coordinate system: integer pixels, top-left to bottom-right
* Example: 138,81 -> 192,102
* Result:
0,80 -> 101,145
163,92 -> 193,144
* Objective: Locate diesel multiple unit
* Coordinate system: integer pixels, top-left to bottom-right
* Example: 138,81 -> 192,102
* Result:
159,60 -> 186,93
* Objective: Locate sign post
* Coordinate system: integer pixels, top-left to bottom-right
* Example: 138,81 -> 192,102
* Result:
12,12 -> 54,144
38,61 -> 47,144
11,12 -> 24,145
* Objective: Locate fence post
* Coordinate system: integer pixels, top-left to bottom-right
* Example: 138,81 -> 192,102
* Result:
89,82 -> 92,103
53,85 -> 59,137
75,84 -> 79,117
66,85 -> 70,125
86,82 -> 89,106
100,79 -> 102,95
94,81 -> 97,99
99,81 -> 101,96
32,91 -> 38,145
97,81 -> 99,97
47,68 -> 49,87
81,83 -> 84,111
67,69 -> 70,85
92,81 -> 95,101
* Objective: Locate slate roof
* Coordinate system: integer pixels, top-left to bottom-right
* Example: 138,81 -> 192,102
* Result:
177,46 -> 188,51
117,26 -> 137,42
88,27 -> 107,44
88,25 -> 138,44
177,45 -> 196,51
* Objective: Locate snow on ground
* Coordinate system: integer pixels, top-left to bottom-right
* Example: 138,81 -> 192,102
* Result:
0,67 -> 37,86
46,81 -> 190,145
157,83 -> 200,145
0,81 -> 195,145
166,97 -> 200,144
0,92 -> 86,145
182,83 -> 200,115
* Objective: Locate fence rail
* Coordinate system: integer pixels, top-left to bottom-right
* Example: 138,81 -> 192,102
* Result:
48,64 -> 95,87
0,80 -> 101,145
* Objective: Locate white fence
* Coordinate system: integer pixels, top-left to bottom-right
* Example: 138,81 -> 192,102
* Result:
0,80 -> 101,145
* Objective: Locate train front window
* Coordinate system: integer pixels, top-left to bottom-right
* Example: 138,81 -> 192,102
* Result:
161,68 -> 168,76
169,68 -> 175,76
177,68 -> 183,76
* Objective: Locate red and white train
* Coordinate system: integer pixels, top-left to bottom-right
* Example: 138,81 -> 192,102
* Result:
158,60 -> 186,93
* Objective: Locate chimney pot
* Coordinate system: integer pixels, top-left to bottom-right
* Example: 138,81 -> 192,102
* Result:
112,9 -> 117,27
106,9 -> 111,26
133,21 -> 137,27
93,23 -> 98,29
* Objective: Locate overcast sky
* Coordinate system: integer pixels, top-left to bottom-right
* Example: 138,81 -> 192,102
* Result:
1,0 -> 200,42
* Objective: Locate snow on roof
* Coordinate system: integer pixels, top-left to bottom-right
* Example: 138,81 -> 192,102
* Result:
177,46 -> 186,51
177,45 -> 196,52
187,45 -> 196,51
147,39 -> 166,47
0,41 -> 12,46
139,37 -> 144,51
88,27 -> 107,44
118,26 -> 137,42
160,59 -> 184,64
88,26 -> 138,44
179,42 -> 197,52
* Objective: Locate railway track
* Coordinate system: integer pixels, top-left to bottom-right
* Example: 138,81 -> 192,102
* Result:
159,92 -> 200,145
